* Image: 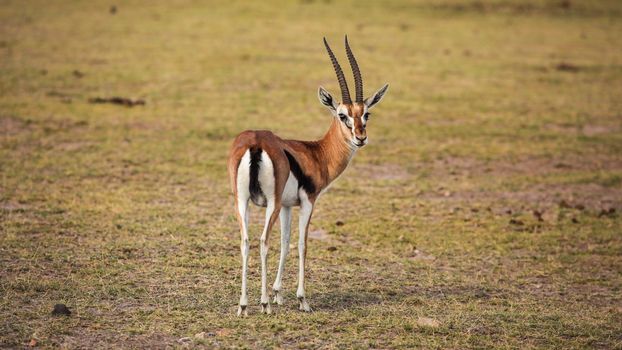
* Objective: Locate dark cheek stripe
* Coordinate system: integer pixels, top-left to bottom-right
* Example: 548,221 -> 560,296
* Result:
284,150 -> 316,194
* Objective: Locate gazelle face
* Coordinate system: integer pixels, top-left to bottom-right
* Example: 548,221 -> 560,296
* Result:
336,103 -> 369,148
318,84 -> 389,149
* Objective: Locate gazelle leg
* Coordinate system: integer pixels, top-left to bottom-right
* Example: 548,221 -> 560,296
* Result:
260,201 -> 280,314
297,191 -> 314,312
236,197 -> 250,317
272,206 -> 292,305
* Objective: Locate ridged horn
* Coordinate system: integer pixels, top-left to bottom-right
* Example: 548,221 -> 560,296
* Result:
323,37 -> 352,105
345,35 -> 363,103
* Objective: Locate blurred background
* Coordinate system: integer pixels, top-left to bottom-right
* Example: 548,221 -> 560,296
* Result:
1,0 -> 621,348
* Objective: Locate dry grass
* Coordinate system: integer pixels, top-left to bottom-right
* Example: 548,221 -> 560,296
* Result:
1,0 -> 621,348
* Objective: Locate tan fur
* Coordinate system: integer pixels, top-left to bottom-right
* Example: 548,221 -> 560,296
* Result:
227,115 -> 357,204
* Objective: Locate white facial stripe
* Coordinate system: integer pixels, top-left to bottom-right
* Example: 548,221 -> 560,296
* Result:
336,105 -> 354,130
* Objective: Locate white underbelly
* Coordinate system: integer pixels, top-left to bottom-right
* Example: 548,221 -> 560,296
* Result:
281,172 -> 300,207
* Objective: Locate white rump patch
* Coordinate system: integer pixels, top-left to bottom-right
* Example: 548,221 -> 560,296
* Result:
236,150 -> 251,208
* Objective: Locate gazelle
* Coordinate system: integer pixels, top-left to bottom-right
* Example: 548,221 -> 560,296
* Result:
227,36 -> 388,316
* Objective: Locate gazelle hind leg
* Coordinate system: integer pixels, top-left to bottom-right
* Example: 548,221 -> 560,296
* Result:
258,150 -> 281,314
237,201 -> 250,316
272,206 -> 292,305
260,202 -> 280,314
297,190 -> 314,312
234,150 -> 252,317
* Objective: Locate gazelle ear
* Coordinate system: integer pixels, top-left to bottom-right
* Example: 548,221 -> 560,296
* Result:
364,84 -> 389,110
318,86 -> 338,112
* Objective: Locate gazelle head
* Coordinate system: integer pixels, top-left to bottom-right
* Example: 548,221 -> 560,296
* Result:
318,36 -> 389,148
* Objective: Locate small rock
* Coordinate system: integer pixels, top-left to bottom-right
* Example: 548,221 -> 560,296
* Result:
327,246 -> 337,252
571,217 -> 579,224
554,162 -> 571,169
215,328 -> 232,337
28,338 -> 37,347
532,210 -> 544,222
559,200 -> 572,209
556,62 -> 580,72
559,0 -> 571,9
51,304 -> 71,316
598,208 -> 616,218
509,219 -> 524,226
410,249 -> 435,261
416,317 -> 440,328
177,337 -> 192,344
194,332 -> 206,339
335,220 -> 345,226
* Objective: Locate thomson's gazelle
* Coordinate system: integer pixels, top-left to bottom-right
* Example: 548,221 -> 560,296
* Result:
227,36 -> 388,315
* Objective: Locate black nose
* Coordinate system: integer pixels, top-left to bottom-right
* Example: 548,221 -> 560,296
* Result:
356,136 -> 367,142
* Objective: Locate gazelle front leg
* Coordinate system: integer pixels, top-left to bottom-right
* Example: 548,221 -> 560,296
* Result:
297,191 -> 314,312
272,206 -> 292,305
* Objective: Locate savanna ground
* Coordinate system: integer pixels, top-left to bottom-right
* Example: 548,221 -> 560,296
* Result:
1,0 -> 621,348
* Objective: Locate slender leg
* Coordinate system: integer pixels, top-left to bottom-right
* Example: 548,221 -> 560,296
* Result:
297,191 -> 314,312
272,206 -> 292,305
260,202 -> 280,314
236,197 -> 250,317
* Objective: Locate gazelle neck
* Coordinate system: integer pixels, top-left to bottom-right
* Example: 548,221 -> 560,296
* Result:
317,118 -> 357,187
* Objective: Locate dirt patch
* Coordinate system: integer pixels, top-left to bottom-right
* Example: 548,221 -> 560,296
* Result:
425,182 -> 622,214
0,201 -> 29,213
428,154 -> 622,179
0,115 -> 33,136
353,163 -> 410,181
309,228 -> 330,240
555,62 -> 581,72
422,1 -> 610,16
546,122 -> 621,137
582,124 -> 617,136
54,141 -> 95,152
58,330 -> 177,349
88,96 -> 145,107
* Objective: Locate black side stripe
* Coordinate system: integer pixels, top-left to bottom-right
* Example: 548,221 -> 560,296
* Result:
249,147 -> 264,203
284,150 -> 316,194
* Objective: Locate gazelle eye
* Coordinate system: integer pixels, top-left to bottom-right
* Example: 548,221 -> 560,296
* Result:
364,113 -> 371,120
338,113 -> 352,128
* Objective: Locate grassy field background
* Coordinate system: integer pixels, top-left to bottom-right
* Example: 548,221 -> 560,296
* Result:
1,0 -> 621,348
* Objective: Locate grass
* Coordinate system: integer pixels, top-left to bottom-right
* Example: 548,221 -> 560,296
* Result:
1,0 -> 621,348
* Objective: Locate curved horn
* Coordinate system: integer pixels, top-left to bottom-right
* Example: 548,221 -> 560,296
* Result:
345,35 -> 363,103
323,37 -> 351,105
